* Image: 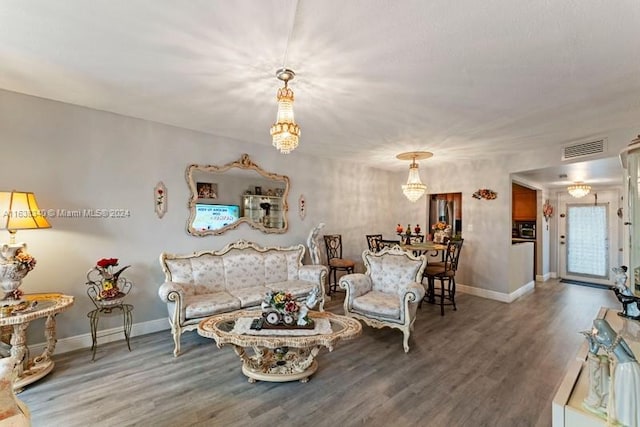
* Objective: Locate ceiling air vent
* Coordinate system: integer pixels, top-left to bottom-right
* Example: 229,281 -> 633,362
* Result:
561,138 -> 607,161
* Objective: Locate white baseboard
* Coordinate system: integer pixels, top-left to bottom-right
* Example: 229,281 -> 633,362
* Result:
550,272 -> 558,279
30,318 -> 170,356
457,281 -> 535,303
536,272 -> 552,282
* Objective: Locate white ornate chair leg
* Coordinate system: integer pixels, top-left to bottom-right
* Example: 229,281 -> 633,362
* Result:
403,331 -> 410,353
171,323 -> 181,357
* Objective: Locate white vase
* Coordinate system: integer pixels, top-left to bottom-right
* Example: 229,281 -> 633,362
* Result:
434,230 -> 446,243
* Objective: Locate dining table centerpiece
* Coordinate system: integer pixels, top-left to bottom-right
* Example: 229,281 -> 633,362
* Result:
432,221 -> 450,243
259,289 -> 318,328
86,258 -> 132,308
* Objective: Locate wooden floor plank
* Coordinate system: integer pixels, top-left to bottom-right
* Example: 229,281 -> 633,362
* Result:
19,279 -> 618,427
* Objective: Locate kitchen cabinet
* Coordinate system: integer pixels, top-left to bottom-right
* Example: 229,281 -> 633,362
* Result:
512,183 -> 536,220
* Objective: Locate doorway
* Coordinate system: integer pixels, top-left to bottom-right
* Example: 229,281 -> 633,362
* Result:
558,190 -> 618,285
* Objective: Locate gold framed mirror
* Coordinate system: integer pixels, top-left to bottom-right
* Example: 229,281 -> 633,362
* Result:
186,154 -> 289,236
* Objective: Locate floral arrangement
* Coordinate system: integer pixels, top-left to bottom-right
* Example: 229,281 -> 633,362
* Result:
90,258 -> 130,300
432,221 -> 448,231
543,200 -> 553,222
269,291 -> 300,315
472,189 -> 498,200
15,249 -> 36,272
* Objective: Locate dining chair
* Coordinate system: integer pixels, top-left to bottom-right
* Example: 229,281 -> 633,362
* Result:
377,239 -> 401,251
323,235 -> 355,296
408,234 -> 424,244
365,234 -> 383,252
422,238 -> 464,315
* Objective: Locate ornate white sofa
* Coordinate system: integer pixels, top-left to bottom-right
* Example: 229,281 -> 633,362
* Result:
339,245 -> 426,353
158,240 -> 327,356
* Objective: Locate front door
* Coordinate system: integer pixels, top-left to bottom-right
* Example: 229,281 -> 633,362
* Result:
558,190 -> 618,285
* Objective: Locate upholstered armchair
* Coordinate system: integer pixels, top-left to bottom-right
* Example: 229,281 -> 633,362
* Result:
339,246 -> 427,352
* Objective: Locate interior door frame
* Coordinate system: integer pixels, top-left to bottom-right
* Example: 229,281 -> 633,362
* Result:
557,189 -> 619,285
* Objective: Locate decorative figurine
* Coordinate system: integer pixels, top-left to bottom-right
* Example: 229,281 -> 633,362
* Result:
405,225 -> 411,236
306,223 -> 326,265
396,224 -> 404,234
297,287 -> 319,326
591,319 -> 640,427
581,329 -> 610,416
610,266 -> 640,320
414,224 -> 421,234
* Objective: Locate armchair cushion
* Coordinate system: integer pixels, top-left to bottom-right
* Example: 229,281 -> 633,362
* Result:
352,291 -> 401,320
367,254 -> 424,294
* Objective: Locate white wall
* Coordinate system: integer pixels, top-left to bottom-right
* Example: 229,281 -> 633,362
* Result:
0,89 -> 399,343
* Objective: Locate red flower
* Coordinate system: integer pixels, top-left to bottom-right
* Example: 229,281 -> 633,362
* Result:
96,258 -> 119,268
285,301 -> 299,313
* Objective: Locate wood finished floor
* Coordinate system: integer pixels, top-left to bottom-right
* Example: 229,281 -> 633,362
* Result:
20,279 -> 618,427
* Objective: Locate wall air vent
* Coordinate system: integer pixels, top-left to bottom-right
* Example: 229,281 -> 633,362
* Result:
561,139 -> 607,161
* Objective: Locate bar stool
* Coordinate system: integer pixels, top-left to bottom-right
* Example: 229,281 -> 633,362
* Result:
323,234 -> 355,296
422,238 -> 464,315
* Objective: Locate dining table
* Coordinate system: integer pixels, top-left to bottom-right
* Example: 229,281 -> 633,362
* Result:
399,241 -> 448,260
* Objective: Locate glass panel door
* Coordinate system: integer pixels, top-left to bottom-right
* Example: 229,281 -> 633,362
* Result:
566,204 -> 608,278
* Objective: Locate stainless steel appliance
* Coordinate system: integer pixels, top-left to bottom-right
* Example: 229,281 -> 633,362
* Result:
429,198 -> 461,236
516,221 -> 536,239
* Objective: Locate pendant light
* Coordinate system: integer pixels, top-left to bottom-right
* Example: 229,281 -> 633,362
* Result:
397,151 -> 433,202
270,68 -> 300,154
567,182 -> 591,198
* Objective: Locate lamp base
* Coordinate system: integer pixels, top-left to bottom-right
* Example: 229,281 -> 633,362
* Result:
0,258 -> 28,300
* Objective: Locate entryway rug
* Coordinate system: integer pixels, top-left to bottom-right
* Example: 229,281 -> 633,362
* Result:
559,278 -> 610,290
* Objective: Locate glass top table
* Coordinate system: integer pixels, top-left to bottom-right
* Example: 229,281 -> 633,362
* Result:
0,293 -> 74,391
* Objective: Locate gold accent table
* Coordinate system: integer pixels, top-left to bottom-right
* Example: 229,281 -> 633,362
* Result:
198,310 -> 361,383
0,293 -> 74,391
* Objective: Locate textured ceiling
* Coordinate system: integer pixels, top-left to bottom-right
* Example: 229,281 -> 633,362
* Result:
0,0 -> 639,173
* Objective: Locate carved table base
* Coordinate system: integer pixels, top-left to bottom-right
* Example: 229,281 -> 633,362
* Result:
235,345 -> 320,383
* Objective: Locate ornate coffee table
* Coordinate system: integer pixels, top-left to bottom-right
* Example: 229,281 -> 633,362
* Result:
198,310 -> 361,383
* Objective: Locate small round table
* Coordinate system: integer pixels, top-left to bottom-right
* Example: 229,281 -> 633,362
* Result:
87,303 -> 133,361
0,293 -> 74,391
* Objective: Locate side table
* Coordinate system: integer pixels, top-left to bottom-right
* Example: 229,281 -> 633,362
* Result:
87,303 -> 133,361
0,293 -> 74,392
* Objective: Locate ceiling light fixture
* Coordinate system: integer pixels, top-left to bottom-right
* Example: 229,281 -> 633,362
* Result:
567,182 -> 591,198
397,151 -> 433,202
270,68 -> 300,154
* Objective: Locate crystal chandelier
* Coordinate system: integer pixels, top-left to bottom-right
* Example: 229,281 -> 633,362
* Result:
270,68 -> 300,154
567,182 -> 591,198
397,151 -> 433,202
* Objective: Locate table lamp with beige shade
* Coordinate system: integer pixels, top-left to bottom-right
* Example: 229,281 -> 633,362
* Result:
0,191 -> 50,300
